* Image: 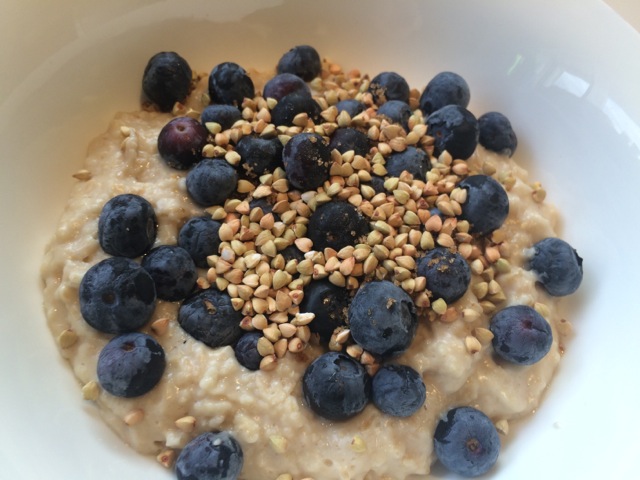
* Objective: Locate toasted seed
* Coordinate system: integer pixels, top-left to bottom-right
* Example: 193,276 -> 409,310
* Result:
124,408 -> 145,426
465,335 -> 482,354
432,298 -> 448,315
81,381 -> 100,401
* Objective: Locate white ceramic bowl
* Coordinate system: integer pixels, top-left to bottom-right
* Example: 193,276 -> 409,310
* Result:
2,1 -> 639,478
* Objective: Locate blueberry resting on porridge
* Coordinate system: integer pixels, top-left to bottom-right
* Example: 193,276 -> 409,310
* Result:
299,280 -> 350,344
377,99 -> 412,131
458,174 -> 510,235
177,216 -> 222,269
142,51 -> 192,112
416,247 -> 471,304
426,104 -> 479,160
186,159 -> 238,207
262,72 -> 310,101
478,111 -> 518,157
276,44 -> 322,82
419,71 -> 471,116
385,146 -> 431,181
200,104 -> 242,131
208,62 -> 255,108
335,98 -> 366,118
368,71 -> 410,105
327,127 -> 371,157
157,116 -> 209,170
527,237 -> 584,296
307,201 -> 369,251
234,136 -> 284,179
371,364 -> 426,417
270,90 -> 323,126
175,431 -> 244,480
141,245 -> 197,302
282,131 -> 331,190
233,331 -> 263,371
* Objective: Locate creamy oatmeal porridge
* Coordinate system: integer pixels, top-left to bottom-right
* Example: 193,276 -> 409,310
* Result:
40,47 -> 582,479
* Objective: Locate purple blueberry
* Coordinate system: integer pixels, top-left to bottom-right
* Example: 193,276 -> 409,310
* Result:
416,247 -> 470,304
270,91 -> 322,127
368,71 -> 410,105
478,112 -> 518,157
157,116 -> 209,170
328,128 -> 370,156
282,132 -> 331,191
335,99 -> 365,118
377,100 -> 412,131
458,174 -> 509,235
299,280 -> 350,343
208,62 -> 254,107
235,136 -> 284,179
263,72 -> 310,101
307,201 -> 369,251
276,45 -> 322,81
176,431 -> 244,480
419,71 -> 471,116
80,257 -> 156,334
186,159 -> 238,207
233,332 -> 262,371
142,51 -> 192,112
200,105 -> 242,131
371,364 -> 426,417
97,332 -> 166,398
302,351 -> 371,421
490,305 -> 553,365
98,194 -> 157,258
385,146 -> 431,181
426,104 -> 479,160
178,216 -> 222,268
141,245 -> 197,301
527,237 -> 583,296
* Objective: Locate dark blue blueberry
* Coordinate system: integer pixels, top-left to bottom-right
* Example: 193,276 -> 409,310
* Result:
98,194 -> 157,258
348,280 -> 418,357
302,351 -> 371,421
235,136 -> 284,179
371,364 -> 426,417
368,72 -> 410,105
416,247 -> 470,304
434,406 -> 500,477
186,159 -> 238,207
490,305 -> 553,365
208,62 -> 255,107
157,116 -> 209,170
270,91 -> 322,126
97,332 -> 165,398
80,257 -> 156,334
142,52 -> 192,112
385,146 -> 431,181
141,245 -> 197,301
377,100 -> 412,131
458,174 -> 509,235
335,99 -> 365,118
280,244 -> 304,263
233,332 -> 263,371
426,105 -> 479,160
328,128 -> 370,156
368,175 -> 386,194
282,132 -> 331,191
249,197 -> 275,218
178,216 -> 222,268
419,71 -> 470,116
178,289 -> 243,348
527,237 -> 583,296
176,431 -> 244,480
276,45 -> 322,82
478,112 -> 518,157
307,201 -> 369,251
263,72 -> 310,101
299,280 -> 350,343
200,105 -> 242,131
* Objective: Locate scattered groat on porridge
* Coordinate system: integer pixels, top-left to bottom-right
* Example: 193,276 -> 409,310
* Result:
40,45 -> 584,480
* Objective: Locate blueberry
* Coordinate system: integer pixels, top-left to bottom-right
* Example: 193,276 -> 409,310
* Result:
178,216 -> 222,268
335,99 -> 365,118
478,112 -> 518,157
385,146 -> 431,181
377,100 -> 412,131
142,51 -> 192,112
186,159 -> 238,207
368,72 -> 410,105
200,105 -> 242,131
416,247 -> 470,304
327,128 -> 370,156
233,332 -> 263,371
426,105 -> 479,160
80,257 -> 156,334
302,351 -> 371,421
348,280 -> 418,357
176,431 -> 244,480
276,45 -> 322,82
280,244 -> 305,263
299,280 -> 350,343
458,174 -> 509,235
98,194 -> 157,258
178,289 -> 243,348
141,245 -> 197,301
97,332 -> 166,398
263,72 -> 310,101
490,305 -> 553,365
157,116 -> 209,170
527,237 -> 583,296
419,72 -> 471,116
434,406 -> 500,477
270,91 -> 322,127
235,136 -> 284,179
282,132 -> 331,191
307,201 -> 369,251
371,364 -> 426,417
249,197 -> 275,218
368,175 -> 386,194
208,62 -> 255,108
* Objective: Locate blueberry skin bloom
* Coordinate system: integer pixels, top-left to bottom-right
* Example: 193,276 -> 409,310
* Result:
377,100 -> 412,131
385,146 -> 431,181
419,71 -> 471,116
282,132 -> 331,191
235,136 -> 284,179
348,280 -> 418,358
299,280 -> 350,343
434,406 -> 500,477
200,104 -> 242,131
307,201 -> 370,251
490,305 -> 553,365
142,51 -> 192,112
80,257 -> 156,334
157,116 -> 209,170
186,159 -> 238,207
178,289 -> 243,349
302,351 -> 371,421
527,237 -> 583,296
176,431 -> 244,480
276,45 -> 322,82
178,216 -> 222,269
98,194 -> 157,258
141,245 -> 197,301
328,128 -> 370,156
426,104 -> 479,160
478,111 -> 518,157
335,99 -> 365,118
270,91 -> 322,127
208,62 -> 255,108
97,332 -> 166,398
416,247 -> 471,304
263,72 -> 310,101
458,174 -> 510,236
368,71 -> 410,105
371,364 -> 426,417
233,332 -> 263,371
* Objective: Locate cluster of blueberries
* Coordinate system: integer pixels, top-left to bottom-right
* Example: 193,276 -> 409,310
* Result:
78,45 -> 584,479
